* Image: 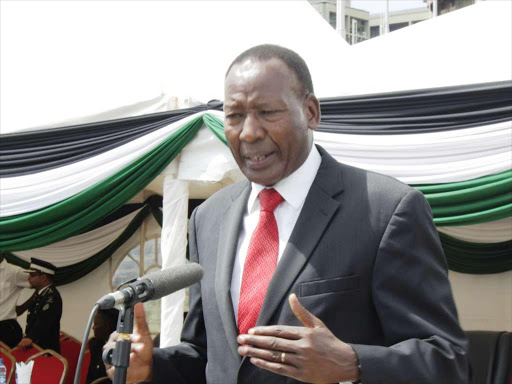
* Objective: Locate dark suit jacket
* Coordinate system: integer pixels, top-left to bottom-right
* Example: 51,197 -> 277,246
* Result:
153,146 -> 469,384
25,284 -> 62,353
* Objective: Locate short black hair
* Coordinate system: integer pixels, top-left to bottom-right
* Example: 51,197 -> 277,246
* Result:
225,44 -> 314,96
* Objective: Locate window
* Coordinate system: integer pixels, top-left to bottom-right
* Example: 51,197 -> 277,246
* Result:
389,22 -> 409,32
370,25 -> 380,38
329,11 -> 336,29
111,238 -> 162,338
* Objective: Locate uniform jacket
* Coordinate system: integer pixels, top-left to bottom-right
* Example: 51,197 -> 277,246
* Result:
26,284 -> 62,353
152,146 -> 469,384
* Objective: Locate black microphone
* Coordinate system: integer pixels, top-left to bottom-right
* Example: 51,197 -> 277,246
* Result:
96,263 -> 203,309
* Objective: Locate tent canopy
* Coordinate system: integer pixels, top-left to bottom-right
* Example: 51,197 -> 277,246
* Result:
340,0 -> 512,95
0,0 -> 350,134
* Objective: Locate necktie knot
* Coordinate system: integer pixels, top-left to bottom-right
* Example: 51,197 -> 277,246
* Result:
259,188 -> 283,212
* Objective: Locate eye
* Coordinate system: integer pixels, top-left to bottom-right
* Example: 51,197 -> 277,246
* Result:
261,110 -> 276,116
225,113 -> 243,120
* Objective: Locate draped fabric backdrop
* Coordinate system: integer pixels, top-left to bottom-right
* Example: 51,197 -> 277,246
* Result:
1,81 -> 511,281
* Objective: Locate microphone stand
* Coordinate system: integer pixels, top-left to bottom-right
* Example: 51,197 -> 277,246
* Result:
102,277 -> 154,384
103,304 -> 134,384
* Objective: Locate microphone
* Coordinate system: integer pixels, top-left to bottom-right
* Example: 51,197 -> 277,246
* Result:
96,263 -> 203,309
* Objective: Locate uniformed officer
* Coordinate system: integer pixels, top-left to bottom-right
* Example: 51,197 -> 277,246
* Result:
17,258 -> 62,353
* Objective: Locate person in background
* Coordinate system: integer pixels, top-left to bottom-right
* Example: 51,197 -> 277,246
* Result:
87,308 -> 119,384
0,252 -> 33,348
17,258 -> 62,353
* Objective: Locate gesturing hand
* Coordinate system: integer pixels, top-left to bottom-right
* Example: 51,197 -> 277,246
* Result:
104,303 -> 154,384
237,294 -> 360,384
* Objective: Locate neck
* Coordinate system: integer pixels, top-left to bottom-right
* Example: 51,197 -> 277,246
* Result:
37,283 -> 52,294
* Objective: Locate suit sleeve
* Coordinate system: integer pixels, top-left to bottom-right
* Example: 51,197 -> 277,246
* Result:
350,189 -> 470,384
152,208 -> 207,384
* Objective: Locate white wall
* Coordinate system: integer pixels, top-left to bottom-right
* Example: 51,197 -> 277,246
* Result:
450,271 -> 512,331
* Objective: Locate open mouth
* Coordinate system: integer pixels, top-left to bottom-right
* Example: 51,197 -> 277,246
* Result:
244,151 -> 275,167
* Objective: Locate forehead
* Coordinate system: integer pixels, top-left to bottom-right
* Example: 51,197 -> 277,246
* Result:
224,58 -> 300,105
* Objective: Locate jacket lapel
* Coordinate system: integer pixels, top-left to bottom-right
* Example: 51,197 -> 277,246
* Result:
215,180 -> 251,361
257,147 -> 345,327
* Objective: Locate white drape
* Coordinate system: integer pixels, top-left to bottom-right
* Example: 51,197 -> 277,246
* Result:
12,208 -> 142,266
438,217 -> 512,243
0,112 -> 204,217
1,112 -> 510,217
314,121 -> 512,184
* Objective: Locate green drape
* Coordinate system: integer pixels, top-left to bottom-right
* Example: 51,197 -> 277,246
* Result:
5,195 -> 163,285
413,170 -> 512,226
0,115 -> 213,251
2,114 -> 510,251
1,114 -> 511,275
5,190 -> 511,283
6,201 -> 511,283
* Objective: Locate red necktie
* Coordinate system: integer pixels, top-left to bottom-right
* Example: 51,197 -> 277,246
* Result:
238,188 -> 284,335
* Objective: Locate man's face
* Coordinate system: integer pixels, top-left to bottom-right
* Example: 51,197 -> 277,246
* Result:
224,58 -> 319,186
28,272 -> 44,289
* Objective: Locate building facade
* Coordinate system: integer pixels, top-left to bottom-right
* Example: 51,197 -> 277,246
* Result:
309,0 -> 477,43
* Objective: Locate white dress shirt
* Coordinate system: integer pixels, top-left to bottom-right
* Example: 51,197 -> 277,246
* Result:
0,258 -> 30,321
231,145 -> 321,322
230,146 -> 354,384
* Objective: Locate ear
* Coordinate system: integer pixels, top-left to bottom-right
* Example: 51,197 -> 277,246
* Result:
304,93 -> 321,131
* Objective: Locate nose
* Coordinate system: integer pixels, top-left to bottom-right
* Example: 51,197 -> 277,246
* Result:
239,113 -> 265,143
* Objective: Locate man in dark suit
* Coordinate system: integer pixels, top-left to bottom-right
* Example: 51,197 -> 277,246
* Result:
107,44 -> 469,383
17,258 -> 62,353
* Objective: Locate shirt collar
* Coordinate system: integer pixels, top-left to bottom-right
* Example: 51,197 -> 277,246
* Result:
37,284 -> 52,296
248,145 -> 321,213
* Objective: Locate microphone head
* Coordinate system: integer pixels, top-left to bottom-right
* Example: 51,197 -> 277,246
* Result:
146,263 -> 204,301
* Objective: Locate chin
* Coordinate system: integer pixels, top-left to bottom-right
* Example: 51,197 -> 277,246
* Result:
248,175 -> 277,187
243,169 -> 280,187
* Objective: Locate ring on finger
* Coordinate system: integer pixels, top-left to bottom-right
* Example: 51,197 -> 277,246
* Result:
280,352 -> 286,364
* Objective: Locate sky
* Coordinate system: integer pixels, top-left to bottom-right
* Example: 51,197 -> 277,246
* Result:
351,0 -> 428,14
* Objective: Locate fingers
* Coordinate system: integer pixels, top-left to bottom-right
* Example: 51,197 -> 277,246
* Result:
238,334 -> 296,352
288,293 -> 324,328
248,325 -> 302,340
238,345 -> 298,368
133,302 -> 150,337
106,365 -> 114,380
249,357 -> 297,378
107,331 -> 118,344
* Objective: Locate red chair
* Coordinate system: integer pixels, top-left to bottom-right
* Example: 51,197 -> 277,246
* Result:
10,343 -> 43,363
0,348 -> 16,384
26,349 -> 68,384
59,335 -> 82,384
78,350 -> 91,384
